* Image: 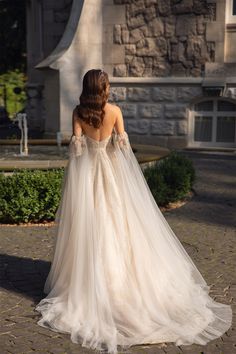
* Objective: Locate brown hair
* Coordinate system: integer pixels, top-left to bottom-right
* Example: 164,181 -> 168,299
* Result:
75,69 -> 110,129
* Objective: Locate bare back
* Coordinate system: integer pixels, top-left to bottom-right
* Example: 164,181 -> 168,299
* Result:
73,102 -> 125,141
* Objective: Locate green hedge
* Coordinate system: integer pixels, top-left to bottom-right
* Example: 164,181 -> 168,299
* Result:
144,151 -> 195,206
0,168 -> 64,224
0,152 -> 195,224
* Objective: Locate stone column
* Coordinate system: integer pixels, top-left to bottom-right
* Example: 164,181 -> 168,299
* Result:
26,0 -> 44,130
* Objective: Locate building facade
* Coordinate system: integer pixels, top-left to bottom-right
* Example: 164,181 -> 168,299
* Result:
27,0 -> 236,149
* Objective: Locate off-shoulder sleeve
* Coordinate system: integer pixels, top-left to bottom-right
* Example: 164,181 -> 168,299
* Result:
69,134 -> 86,157
112,131 -> 131,150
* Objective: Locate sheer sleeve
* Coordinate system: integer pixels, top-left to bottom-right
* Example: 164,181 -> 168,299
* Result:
112,131 -> 131,151
69,134 -> 86,157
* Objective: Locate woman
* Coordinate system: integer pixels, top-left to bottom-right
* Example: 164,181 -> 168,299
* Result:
35,69 -> 232,354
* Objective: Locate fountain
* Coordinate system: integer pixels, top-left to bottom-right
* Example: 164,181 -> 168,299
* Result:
56,131 -> 62,153
12,113 -> 29,156
0,114 -> 169,171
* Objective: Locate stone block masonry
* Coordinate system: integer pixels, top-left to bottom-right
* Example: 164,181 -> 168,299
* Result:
109,84 -> 203,148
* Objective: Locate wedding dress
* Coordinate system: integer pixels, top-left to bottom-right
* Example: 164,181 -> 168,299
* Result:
35,130 -> 232,354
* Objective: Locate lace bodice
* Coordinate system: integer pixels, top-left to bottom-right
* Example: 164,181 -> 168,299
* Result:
69,131 -> 130,157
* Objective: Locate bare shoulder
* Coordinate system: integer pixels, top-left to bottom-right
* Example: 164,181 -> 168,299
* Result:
109,103 -> 125,133
105,102 -> 122,117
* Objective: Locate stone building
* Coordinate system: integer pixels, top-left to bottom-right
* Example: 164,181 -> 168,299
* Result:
27,0 -> 236,149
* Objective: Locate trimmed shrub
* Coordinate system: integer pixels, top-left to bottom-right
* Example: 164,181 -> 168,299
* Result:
144,151 -> 195,206
0,151 -> 195,224
0,168 -> 64,224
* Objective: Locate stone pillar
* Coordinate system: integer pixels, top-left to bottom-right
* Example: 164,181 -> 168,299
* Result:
225,0 -> 236,63
26,0 -> 44,130
26,83 -> 44,131
26,0 -> 44,82
102,1 -> 126,76
206,0 -> 226,63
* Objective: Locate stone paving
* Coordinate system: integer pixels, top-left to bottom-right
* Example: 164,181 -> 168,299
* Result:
0,151 -> 235,354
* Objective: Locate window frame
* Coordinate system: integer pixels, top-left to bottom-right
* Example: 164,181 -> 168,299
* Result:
226,0 -> 236,24
188,97 -> 236,148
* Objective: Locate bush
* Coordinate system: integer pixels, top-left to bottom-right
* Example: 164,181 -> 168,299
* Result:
144,151 -> 195,206
0,152 -> 195,224
0,168 -> 64,224
0,70 -> 26,117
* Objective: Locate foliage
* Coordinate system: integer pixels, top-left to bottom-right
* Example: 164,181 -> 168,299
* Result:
0,168 -> 65,224
0,70 -> 27,117
0,152 -> 195,224
144,151 -> 195,206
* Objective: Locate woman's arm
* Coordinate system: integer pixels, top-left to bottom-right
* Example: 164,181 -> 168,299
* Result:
72,108 -> 82,136
114,105 -> 125,135
69,109 -> 85,157
112,105 -> 130,149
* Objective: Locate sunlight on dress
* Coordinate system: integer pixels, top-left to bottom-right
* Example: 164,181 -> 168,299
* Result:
35,130 -> 232,354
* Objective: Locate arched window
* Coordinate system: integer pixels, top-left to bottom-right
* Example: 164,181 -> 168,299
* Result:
189,98 -> 236,147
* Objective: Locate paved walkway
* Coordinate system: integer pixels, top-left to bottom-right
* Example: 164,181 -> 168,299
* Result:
0,151 -> 235,354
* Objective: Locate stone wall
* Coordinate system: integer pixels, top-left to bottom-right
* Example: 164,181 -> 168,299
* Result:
113,0 -> 216,77
109,83 -> 202,148
26,0 -> 235,148
103,0 -> 228,149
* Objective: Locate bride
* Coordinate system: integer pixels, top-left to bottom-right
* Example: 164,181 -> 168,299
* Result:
35,69 -> 232,354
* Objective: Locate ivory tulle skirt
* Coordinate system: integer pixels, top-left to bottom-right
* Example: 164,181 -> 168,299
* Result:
35,131 -> 232,353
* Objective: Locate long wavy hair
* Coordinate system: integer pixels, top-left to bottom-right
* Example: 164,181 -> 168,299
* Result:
75,69 -> 110,129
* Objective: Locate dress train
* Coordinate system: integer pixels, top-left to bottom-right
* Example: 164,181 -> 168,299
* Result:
35,130 -> 232,353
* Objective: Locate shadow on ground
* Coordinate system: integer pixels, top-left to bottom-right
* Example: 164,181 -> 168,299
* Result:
0,253 -> 50,303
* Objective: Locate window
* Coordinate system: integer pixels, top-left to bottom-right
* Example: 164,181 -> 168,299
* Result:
189,98 -> 236,147
194,116 -> 212,142
194,100 -> 213,112
226,0 -> 236,24
233,0 -> 236,15
216,117 -> 235,142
